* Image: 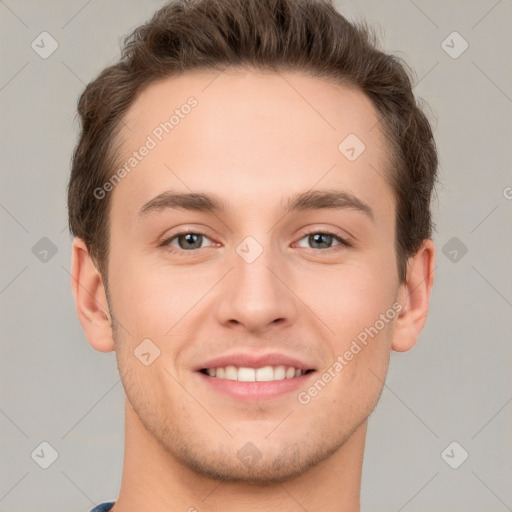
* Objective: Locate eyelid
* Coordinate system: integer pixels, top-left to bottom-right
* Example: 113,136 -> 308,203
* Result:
294,229 -> 352,249
159,230 -> 217,251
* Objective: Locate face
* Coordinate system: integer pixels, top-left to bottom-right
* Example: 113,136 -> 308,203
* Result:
106,68 -> 401,483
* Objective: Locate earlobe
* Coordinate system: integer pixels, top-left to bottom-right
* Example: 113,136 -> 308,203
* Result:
392,239 -> 435,352
70,238 -> 115,353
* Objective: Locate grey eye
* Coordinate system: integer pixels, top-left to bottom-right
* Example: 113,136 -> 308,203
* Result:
168,232 -> 214,251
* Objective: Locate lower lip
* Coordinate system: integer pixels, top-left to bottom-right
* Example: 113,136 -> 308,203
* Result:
196,371 -> 317,401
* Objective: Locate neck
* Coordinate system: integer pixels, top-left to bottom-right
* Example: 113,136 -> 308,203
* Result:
112,400 -> 365,512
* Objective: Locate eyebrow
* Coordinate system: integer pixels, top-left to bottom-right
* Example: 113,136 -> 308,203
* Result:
137,189 -> 374,221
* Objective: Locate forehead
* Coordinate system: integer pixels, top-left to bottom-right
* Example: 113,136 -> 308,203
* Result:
112,68 -> 392,220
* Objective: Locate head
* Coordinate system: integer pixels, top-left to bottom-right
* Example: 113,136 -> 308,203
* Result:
68,0 -> 436,484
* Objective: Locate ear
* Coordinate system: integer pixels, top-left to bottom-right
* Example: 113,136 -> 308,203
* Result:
70,238 -> 115,353
392,239 -> 435,352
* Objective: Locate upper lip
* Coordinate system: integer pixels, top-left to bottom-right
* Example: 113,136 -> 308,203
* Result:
195,352 -> 317,371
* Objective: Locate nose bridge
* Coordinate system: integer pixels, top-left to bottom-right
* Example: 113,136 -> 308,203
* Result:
236,238 -> 279,296
214,234 -> 297,331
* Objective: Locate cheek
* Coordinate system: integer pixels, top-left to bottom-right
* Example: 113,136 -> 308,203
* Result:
108,255 -> 214,351
107,214 -> 180,335
313,259 -> 398,342
321,261 -> 397,396
305,257 -> 397,401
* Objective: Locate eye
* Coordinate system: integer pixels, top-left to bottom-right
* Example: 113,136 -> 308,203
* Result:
295,231 -> 351,250
161,232 -> 215,252
160,229 -> 351,255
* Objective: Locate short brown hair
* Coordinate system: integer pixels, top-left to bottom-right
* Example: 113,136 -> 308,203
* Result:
67,0 -> 438,283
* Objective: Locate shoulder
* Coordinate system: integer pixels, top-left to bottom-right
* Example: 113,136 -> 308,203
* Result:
89,502 -> 116,512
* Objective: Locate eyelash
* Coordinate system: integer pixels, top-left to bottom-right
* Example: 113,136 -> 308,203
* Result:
159,230 -> 352,255
295,230 -> 352,250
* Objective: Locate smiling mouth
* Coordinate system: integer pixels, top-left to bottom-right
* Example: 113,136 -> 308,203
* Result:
199,365 -> 315,382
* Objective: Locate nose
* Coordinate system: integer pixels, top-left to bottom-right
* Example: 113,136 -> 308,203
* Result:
214,240 -> 298,333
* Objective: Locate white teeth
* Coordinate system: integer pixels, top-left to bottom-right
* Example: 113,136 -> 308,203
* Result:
274,365 -> 286,380
203,365 -> 308,381
285,366 -> 296,379
238,367 -> 256,382
255,366 -> 274,381
225,365 -> 237,381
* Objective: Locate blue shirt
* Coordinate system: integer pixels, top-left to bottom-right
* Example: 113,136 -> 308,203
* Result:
90,503 -> 115,512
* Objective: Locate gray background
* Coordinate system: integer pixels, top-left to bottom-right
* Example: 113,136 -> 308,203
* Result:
1,1 -> 511,511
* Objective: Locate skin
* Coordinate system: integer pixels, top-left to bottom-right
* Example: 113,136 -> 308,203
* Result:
71,68 -> 434,512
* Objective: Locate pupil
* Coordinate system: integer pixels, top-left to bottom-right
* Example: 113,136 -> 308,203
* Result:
310,233 -> 332,249
180,233 -> 201,249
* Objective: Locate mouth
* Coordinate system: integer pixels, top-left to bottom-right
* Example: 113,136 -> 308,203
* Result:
198,365 -> 315,382
195,354 -> 318,401
194,352 -> 318,401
